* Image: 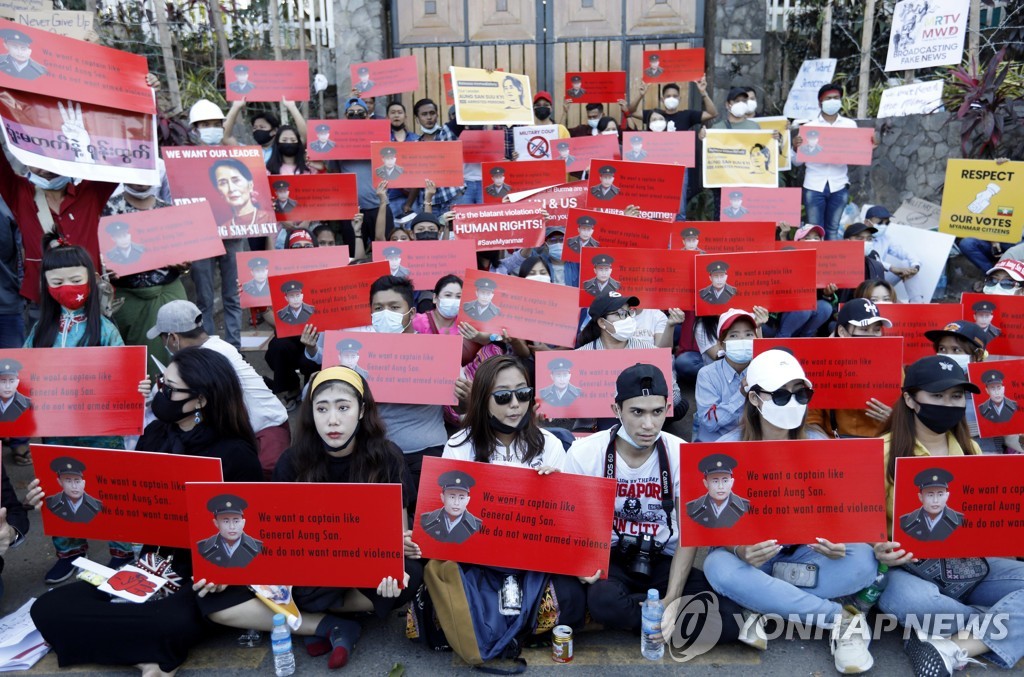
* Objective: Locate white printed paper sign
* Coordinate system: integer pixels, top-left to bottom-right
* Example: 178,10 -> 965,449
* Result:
513,125 -> 561,162
885,0 -> 969,71
783,59 -> 838,121
876,81 -> 945,118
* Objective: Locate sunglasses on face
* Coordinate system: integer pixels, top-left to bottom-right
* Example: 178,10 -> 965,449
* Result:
157,375 -> 196,397
346,111 -> 367,119
756,386 -> 814,406
491,387 -> 534,405
984,276 -> 1020,289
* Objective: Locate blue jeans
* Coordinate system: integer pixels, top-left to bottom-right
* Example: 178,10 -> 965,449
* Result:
958,237 -> 997,275
456,180 -> 483,206
704,544 -> 878,627
763,300 -> 834,338
674,350 -> 706,383
803,184 -> 849,241
190,238 -> 243,349
0,312 -> 23,348
676,170 -> 691,221
879,558 -> 1024,669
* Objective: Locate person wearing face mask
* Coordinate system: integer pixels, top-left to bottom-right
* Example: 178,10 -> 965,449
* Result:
743,86 -> 759,118
564,363 -> 742,640
706,354 -> 878,672
567,103 -> 605,137
874,356 -> 1024,677
842,222 -> 887,283
224,103 -> 307,164
410,98 -> 465,213
147,300 -> 290,478
981,259 -> 1024,302
266,124 -> 316,177
705,88 -> 764,218
411,274 -> 464,338
531,91 -> 569,136
793,83 -> 877,241
384,101 -> 421,215
695,309 -> 760,442
499,226 -> 578,288
594,116 -> 621,146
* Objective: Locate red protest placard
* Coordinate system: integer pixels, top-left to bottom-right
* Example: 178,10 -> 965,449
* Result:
267,261 -> 389,338
640,47 -> 705,84
535,349 -> 674,418
33,444 -> 222,547
795,126 -> 875,166
98,202 -> 224,278
893,456 -> 1024,558
0,347 -> 145,438
457,269 -> 580,347
561,135 -> 621,174
350,55 -> 420,98
584,159 -> 685,221
163,146 -> 278,240
459,130 -> 505,163
443,72 -> 454,106
371,239 -> 477,291
224,59 -> 309,103
564,71 -> 627,104
562,208 -> 674,264
323,331 -> 460,406
680,439 -> 888,545
516,181 -> 589,231
452,203 -> 546,252
236,248 -> 348,309
754,338 -> 905,410
481,160 -> 567,204
577,247 -> 698,310
267,173 -> 358,222
879,303 -> 958,365
305,119 -> 391,161
967,359 -> 1024,438
718,186 -> 802,225
961,292 -> 1022,356
670,221 -> 777,255
778,240 -> 865,288
187,482 -> 405,586
369,140 -> 463,189
694,250 -> 817,316
621,131 -> 695,168
413,457 -> 616,577
0,18 -> 154,114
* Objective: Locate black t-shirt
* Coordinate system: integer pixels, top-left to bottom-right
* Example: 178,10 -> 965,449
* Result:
642,109 -> 703,132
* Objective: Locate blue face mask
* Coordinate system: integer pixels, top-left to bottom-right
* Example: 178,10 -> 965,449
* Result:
547,243 -> 563,261
28,172 -> 72,191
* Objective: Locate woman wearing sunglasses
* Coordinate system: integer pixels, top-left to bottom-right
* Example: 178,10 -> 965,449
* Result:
705,349 -> 879,672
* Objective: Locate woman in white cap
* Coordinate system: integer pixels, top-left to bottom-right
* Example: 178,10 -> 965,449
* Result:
706,349 -> 878,673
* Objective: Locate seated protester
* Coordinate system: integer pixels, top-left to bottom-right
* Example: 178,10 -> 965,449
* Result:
274,220 -> 316,250
408,212 -> 444,241
412,274 -> 462,338
842,223 -> 886,284
763,225 -> 834,338
875,355 -> 1024,676
695,309 -> 758,442
983,258 -> 1024,298
273,366 -> 421,669
676,315 -> 721,384
566,102 -> 605,136
806,299 -> 893,439
499,226 -> 579,288
703,350 -> 877,673
302,275 -> 447,489
0,463 -> 30,601
148,300 -> 291,478
389,227 -> 412,242
853,278 -> 897,305
564,364 -> 741,637
29,348 -> 264,675
312,224 -> 339,248
863,205 -> 922,290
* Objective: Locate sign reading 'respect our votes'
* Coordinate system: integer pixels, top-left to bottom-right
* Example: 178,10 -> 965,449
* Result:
535,349 -> 674,418
0,347 -> 146,438
693,250 -> 817,316
457,269 -> 580,348
562,208 -> 675,263
223,59 -> 309,102
236,248 -> 346,309
576,247 -> 697,310
371,239 -> 477,291
186,482 -> 405,587
939,159 -> 1024,243
97,202 -> 224,278
412,457 -> 616,578
323,331 -> 461,406
33,444 -> 223,547
680,439 -> 889,546
584,159 -> 685,221
268,261 -> 389,338
967,359 -> 1024,439
893,455 -> 1024,558
451,203 -> 546,252
163,146 -> 278,239
754,337 -> 905,410
962,292 -> 1024,357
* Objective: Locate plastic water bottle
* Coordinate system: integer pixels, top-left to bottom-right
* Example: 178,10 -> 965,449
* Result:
271,613 -> 296,676
640,588 -> 665,660
851,563 -> 889,613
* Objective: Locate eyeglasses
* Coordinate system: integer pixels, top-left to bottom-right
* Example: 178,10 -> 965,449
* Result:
491,387 -> 534,405
157,376 -> 196,397
755,386 -> 814,406
984,276 -> 1020,289
346,111 -> 367,119
606,308 -> 637,320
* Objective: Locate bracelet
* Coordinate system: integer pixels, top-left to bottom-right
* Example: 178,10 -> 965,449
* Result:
731,545 -> 742,559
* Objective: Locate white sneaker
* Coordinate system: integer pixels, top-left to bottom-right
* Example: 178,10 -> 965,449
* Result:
830,607 -> 874,674
737,610 -> 768,651
904,630 -> 983,677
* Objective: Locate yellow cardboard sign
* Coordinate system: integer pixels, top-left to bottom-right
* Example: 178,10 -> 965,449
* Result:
751,116 -> 791,171
450,66 -> 533,127
702,129 -> 778,188
939,159 -> 1024,243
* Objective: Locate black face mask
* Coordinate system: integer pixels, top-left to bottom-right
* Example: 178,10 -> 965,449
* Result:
534,106 -> 552,120
252,129 -> 274,146
488,413 -> 529,435
914,402 -> 966,434
415,230 -> 440,241
151,390 -> 195,424
278,143 -> 302,157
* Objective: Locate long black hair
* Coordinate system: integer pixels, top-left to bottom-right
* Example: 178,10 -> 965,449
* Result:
266,124 -> 312,175
171,347 -> 257,450
286,372 -> 404,484
30,235 -> 103,348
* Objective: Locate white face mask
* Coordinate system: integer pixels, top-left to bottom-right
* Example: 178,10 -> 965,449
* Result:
724,339 -> 754,364
873,224 -> 887,237
864,241 -> 875,256
198,127 -> 225,145
745,99 -> 758,115
729,102 -> 747,118
436,298 -> 460,319
587,119 -> 600,129
616,416 -> 659,449
601,129 -> 618,136
420,123 -> 441,134
984,284 -> 1018,296
649,119 -> 667,132
27,173 -> 72,191
758,396 -> 807,430
821,99 -> 842,116
371,308 -> 407,334
947,354 -> 971,371
530,274 -> 551,283
123,184 -> 161,199
663,96 -> 679,110
606,316 -> 637,341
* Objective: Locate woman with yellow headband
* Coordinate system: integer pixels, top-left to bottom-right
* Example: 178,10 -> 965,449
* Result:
271,366 -> 421,669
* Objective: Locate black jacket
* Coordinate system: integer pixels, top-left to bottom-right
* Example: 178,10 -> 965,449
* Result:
1,463 -> 29,576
